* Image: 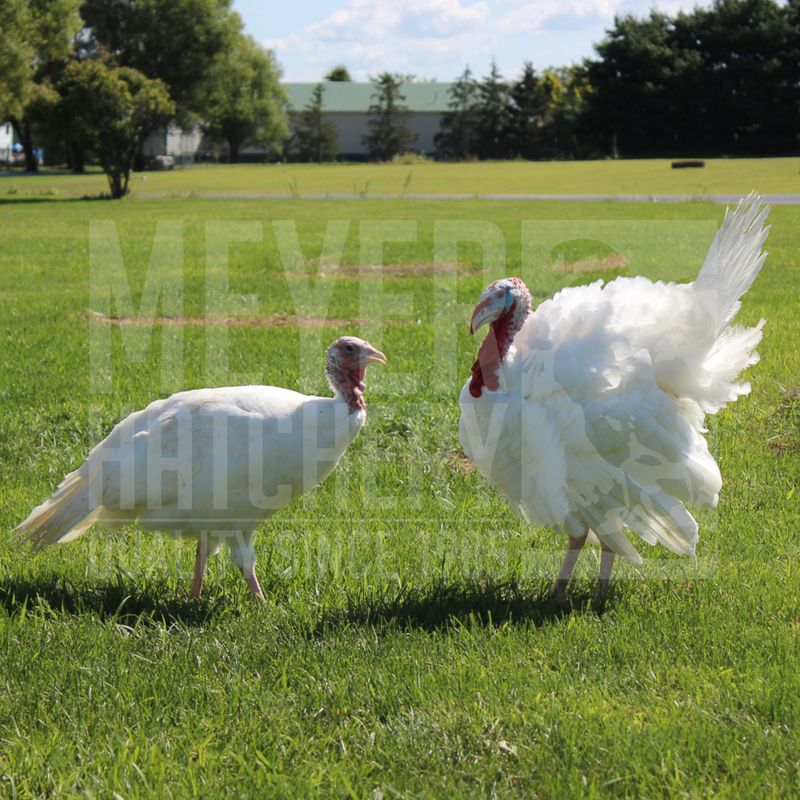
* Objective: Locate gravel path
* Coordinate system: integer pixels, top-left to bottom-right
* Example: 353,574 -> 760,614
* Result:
138,192 -> 800,204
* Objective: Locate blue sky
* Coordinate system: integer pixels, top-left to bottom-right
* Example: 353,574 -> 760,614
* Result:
232,0 -> 704,82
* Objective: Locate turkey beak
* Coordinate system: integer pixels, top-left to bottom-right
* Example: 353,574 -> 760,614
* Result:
470,290 -> 507,335
361,347 -> 387,366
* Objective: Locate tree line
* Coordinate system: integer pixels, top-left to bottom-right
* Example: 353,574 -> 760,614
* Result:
0,0 -> 286,196
283,0 -> 800,164
1,0 -> 797,195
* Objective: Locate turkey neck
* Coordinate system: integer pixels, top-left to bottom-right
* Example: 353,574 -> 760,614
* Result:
469,302 -> 528,398
327,364 -> 367,413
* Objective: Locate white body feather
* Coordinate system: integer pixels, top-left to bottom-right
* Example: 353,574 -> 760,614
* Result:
460,195 -> 769,563
16,385 -> 365,569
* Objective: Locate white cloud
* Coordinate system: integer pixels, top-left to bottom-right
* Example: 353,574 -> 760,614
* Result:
264,0 -> 494,79
264,0 -> 712,81
497,0 -> 621,34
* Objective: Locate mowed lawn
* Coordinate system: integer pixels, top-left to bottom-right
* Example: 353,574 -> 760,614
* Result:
0,189 -> 799,797
1,156 -> 799,199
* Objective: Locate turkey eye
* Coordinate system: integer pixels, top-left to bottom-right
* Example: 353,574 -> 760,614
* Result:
345,344 -> 354,353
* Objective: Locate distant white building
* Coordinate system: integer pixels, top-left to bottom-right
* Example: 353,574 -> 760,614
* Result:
142,124 -> 205,162
0,122 -> 15,165
140,82 -> 454,163
285,82 -> 453,158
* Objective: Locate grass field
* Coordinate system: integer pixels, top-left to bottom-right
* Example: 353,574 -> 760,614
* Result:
0,180 -> 799,797
1,157 -> 799,199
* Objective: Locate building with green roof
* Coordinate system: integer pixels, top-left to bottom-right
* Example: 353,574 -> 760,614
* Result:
285,82 -> 453,158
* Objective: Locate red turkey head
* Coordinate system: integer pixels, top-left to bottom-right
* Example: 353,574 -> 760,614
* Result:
326,337 -> 386,411
470,277 -> 530,334
468,277 -> 531,398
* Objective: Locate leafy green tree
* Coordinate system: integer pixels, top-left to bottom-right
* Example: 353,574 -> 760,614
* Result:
474,60 -> 510,159
0,0 -> 31,117
544,65 -> 594,159
587,12 -> 679,155
363,73 -> 417,161
290,83 -> 339,162
685,0 -> 792,153
80,0 -> 240,122
434,67 -> 479,160
324,65 -> 351,82
586,0 -> 798,156
59,59 -> 174,197
0,0 -> 82,171
783,0 -> 800,149
203,35 -> 288,163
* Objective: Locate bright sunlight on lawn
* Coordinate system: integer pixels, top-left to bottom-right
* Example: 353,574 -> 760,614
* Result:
0,177 -> 798,796
1,157 -> 799,199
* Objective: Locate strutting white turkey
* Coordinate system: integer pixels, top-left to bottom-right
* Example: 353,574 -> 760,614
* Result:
15,337 -> 386,600
459,194 -> 769,604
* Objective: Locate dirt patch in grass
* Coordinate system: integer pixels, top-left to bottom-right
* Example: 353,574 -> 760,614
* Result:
342,262 -> 473,277
89,311 -> 366,329
546,253 -> 629,274
284,262 -> 477,279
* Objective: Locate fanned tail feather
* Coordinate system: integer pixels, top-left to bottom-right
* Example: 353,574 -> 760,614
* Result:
694,192 -> 770,336
661,192 -> 769,416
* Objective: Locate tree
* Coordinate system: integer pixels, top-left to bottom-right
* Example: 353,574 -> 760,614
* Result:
80,0 -> 241,122
0,0 -> 32,118
325,65 -> 351,82
543,66 -> 594,159
685,0 -> 792,153
434,67 -> 479,160
474,60 -> 510,159
0,0 -> 82,171
586,12 -> 679,156
203,35 -> 288,163
506,62 -> 551,159
59,59 -> 174,197
363,73 -> 417,161
290,83 -> 339,162
585,0 -> 798,157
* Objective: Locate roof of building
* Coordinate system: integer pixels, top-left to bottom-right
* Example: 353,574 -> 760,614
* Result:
284,82 -> 453,113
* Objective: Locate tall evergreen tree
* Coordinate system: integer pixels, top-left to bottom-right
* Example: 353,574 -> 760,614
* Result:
474,60 -> 510,159
362,73 -> 417,161
290,83 -> 339,162
434,67 -> 479,159
506,62 -> 550,159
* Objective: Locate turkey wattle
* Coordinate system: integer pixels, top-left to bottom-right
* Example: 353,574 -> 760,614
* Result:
459,194 -> 769,603
16,336 -> 386,601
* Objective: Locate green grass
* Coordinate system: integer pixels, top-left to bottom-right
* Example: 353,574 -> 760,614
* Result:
1,156 -> 800,199
0,191 -> 799,797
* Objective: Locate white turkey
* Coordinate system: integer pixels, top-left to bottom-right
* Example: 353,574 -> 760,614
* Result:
459,194 -> 769,604
16,336 -> 386,601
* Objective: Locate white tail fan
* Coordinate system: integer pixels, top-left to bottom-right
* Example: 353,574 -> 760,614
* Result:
694,192 -> 770,336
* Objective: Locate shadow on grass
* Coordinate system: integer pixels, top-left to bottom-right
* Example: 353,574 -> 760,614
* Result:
315,578 -> 609,635
0,574 -> 226,627
0,194 -> 113,205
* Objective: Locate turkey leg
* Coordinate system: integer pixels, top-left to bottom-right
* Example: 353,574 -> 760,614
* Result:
550,528 -> 588,605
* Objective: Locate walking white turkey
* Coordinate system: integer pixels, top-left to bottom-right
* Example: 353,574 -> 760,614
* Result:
16,336 -> 386,600
459,194 -> 769,604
